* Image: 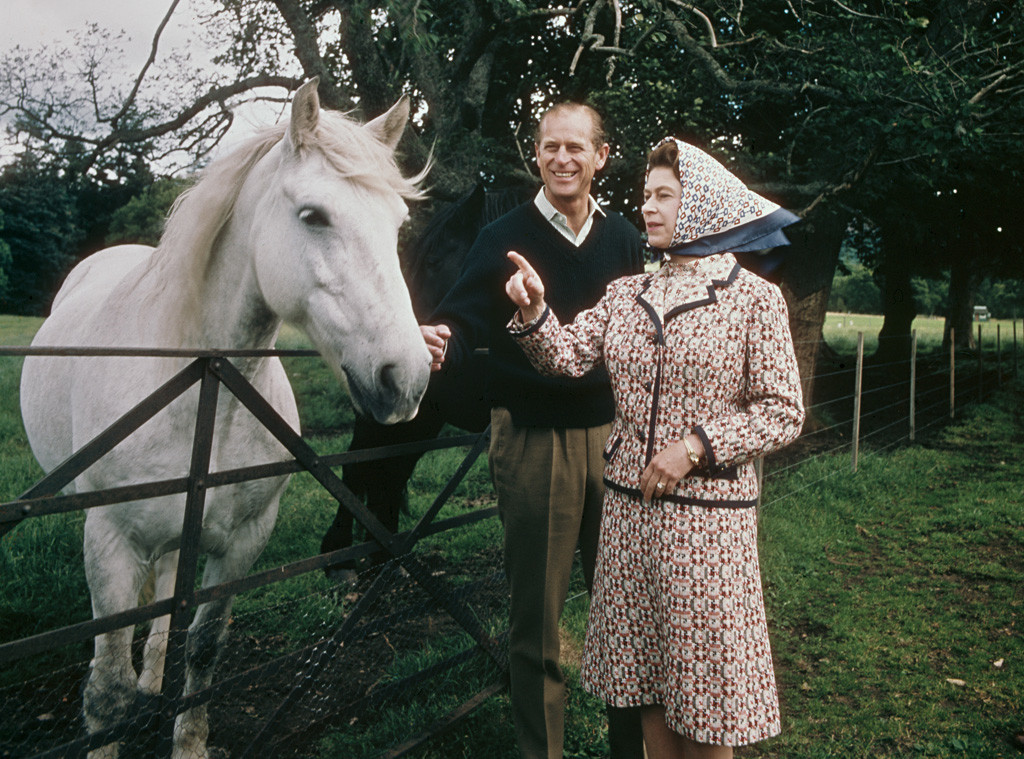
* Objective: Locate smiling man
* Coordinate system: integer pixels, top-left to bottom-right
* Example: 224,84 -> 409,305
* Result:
421,103 -> 644,759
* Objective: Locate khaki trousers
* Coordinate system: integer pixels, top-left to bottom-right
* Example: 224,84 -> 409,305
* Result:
489,408 -> 642,759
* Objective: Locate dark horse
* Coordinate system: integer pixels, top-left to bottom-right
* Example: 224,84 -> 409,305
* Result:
320,183 -> 534,578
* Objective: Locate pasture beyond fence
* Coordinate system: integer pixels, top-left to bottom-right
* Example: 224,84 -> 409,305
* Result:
0,318 -> 1020,758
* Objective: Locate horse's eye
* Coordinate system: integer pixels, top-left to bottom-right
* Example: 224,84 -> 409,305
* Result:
299,207 -> 330,228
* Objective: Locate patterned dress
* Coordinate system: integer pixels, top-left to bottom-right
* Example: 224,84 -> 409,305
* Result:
510,252 -> 805,745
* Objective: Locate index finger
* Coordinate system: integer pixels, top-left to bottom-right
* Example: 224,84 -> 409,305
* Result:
507,251 -> 537,279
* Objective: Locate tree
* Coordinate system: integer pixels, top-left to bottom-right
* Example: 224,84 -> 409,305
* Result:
2,0 -> 1022,389
0,209 -> 11,303
828,265 -> 882,315
106,176 -> 191,247
0,154 -> 81,315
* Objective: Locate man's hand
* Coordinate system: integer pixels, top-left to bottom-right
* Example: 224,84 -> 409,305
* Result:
421,323 -> 451,372
506,251 -> 547,323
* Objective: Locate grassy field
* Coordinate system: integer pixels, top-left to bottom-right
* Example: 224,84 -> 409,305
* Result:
406,382 -> 1024,759
823,312 -> 1019,357
1,314 -> 1022,758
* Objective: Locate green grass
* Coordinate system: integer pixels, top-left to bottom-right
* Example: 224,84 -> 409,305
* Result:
823,312 -> 1018,357
407,384 -> 1024,759
2,313 -> 1022,758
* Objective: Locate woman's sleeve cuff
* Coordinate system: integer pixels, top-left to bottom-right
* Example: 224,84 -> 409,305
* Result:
508,305 -> 551,337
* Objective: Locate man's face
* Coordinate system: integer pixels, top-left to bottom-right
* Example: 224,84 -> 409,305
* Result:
534,108 -> 610,207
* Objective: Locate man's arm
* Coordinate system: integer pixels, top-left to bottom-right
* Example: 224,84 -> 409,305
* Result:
424,227 -> 508,373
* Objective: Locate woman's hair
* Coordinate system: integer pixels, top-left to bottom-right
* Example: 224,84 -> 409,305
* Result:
647,140 -> 679,172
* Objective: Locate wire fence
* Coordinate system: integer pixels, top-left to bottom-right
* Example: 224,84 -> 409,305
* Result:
0,320 -> 1019,758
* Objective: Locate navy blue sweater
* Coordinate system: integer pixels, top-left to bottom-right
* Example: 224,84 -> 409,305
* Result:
431,201 -> 643,428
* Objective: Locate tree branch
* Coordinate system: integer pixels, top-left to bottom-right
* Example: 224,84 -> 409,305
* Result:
108,0 -> 183,129
660,4 -> 844,101
827,0 -> 888,21
273,0 -> 344,106
800,143 -> 881,217
969,73 -> 1008,105
666,1 -> 718,47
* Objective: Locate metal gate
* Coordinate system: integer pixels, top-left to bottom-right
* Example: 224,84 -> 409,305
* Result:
0,347 -> 509,758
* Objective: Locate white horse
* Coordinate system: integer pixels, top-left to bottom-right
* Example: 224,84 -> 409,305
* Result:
18,79 -> 431,759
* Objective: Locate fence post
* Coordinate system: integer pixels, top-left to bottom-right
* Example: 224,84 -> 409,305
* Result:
852,331 -> 864,473
996,323 -> 1002,389
1015,320 -> 1019,381
156,358 -> 221,757
950,327 -> 956,420
909,329 -> 917,442
977,323 -> 983,402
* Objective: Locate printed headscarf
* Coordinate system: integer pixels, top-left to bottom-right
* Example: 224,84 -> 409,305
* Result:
646,136 -> 800,262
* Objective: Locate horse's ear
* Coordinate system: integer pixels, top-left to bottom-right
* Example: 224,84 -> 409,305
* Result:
365,95 -> 410,151
289,77 -> 321,149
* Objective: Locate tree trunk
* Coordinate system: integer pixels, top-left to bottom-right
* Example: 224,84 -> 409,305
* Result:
776,207 -> 848,418
874,225 -> 918,366
944,255 -> 982,350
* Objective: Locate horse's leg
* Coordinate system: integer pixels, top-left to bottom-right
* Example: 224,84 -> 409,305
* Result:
82,516 -> 150,759
138,550 -> 179,696
172,501 -> 279,759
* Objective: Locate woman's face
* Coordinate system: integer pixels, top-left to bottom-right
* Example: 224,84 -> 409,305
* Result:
642,165 -> 683,248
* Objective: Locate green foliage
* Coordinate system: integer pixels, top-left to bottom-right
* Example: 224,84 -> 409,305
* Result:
828,264 -> 882,315
0,139 -> 158,316
0,153 -> 81,315
0,209 -> 11,301
911,275 -> 949,317
105,176 -> 192,247
976,277 -> 1024,320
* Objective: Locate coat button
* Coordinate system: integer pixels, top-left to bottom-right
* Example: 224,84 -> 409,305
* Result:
643,381 -> 652,392
638,430 -> 646,443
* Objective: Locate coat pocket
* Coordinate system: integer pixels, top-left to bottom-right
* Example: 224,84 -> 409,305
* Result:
693,464 -> 739,481
603,435 -> 623,462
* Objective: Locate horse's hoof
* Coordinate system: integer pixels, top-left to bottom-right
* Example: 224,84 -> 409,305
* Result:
325,567 -> 358,585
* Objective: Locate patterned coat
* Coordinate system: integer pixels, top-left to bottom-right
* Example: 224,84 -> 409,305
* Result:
511,252 -> 805,506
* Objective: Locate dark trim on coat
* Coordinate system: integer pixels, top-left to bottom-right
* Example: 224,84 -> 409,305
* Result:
514,304 -> 551,337
603,435 -> 623,462
604,477 -> 758,509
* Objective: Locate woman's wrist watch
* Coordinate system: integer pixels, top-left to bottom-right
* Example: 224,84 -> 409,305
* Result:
682,436 -> 702,467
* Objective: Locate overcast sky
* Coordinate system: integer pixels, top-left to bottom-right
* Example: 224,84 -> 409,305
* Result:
1,0 -> 200,60
1,0 -> 281,163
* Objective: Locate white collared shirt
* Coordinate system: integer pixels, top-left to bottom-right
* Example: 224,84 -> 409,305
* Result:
533,188 -> 606,247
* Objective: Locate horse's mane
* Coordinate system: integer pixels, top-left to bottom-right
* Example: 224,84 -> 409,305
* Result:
145,109 -> 427,342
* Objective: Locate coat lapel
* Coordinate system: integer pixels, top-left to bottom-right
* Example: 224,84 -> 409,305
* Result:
662,253 -> 742,322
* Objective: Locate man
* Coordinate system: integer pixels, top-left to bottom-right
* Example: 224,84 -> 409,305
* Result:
422,103 -> 645,759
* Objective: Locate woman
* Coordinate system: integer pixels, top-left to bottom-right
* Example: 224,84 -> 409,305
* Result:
504,137 -> 805,758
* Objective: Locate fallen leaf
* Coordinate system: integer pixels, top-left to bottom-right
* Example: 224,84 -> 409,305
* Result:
993,658 -> 1004,669
945,678 -> 966,687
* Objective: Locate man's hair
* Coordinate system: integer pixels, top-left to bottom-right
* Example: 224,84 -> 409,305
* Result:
647,140 -> 679,172
534,102 -> 607,149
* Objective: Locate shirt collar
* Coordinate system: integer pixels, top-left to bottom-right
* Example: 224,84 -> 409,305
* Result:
533,188 -> 605,246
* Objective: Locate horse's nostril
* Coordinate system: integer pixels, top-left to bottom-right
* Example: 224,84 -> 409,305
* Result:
378,363 -> 400,396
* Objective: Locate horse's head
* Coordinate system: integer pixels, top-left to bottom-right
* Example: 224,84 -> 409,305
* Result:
240,80 -> 431,424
